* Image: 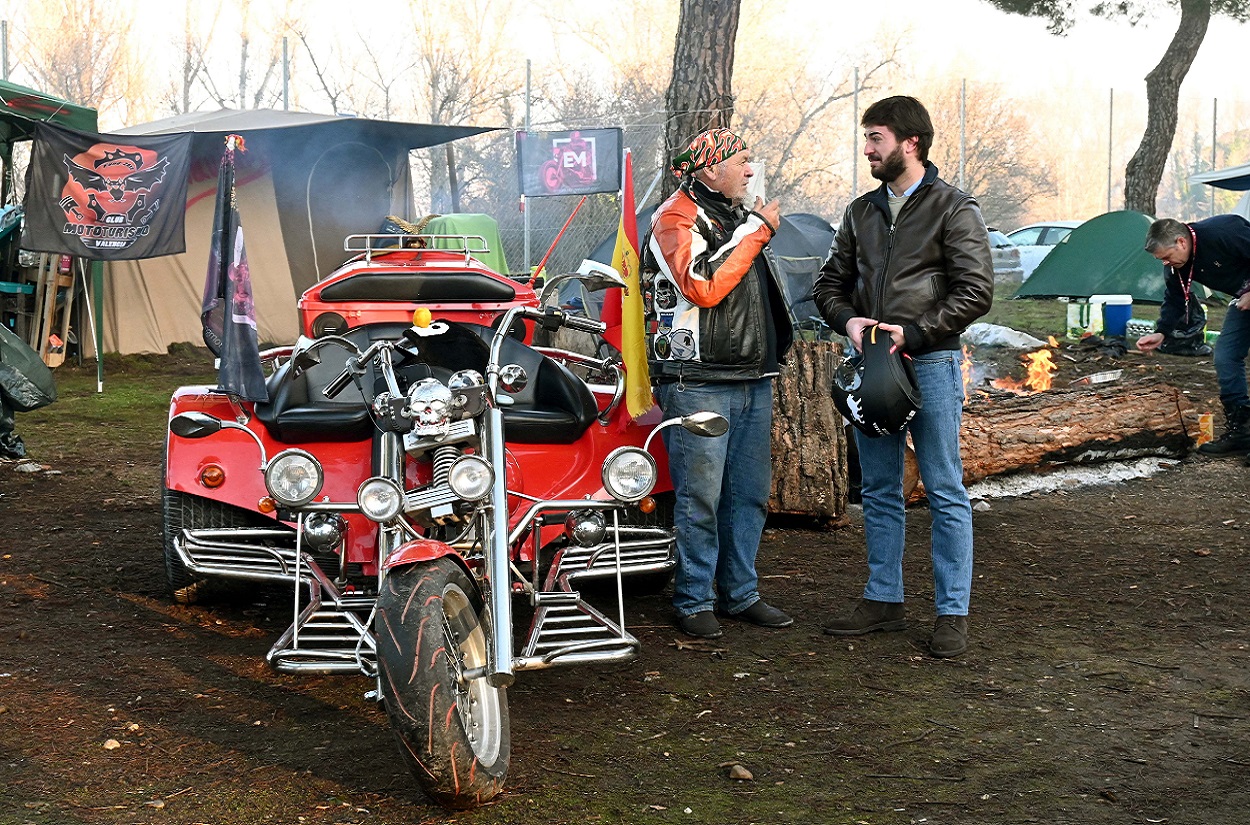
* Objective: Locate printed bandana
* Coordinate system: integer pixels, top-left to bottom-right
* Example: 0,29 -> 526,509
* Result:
670,128 -> 745,178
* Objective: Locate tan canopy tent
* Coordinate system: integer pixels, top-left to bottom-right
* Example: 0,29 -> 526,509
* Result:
97,109 -> 494,355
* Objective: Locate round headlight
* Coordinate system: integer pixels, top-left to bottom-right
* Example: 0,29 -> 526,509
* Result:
264,450 -> 323,507
358,477 -> 404,523
565,510 -> 607,547
447,455 -> 494,501
447,369 -> 484,390
304,513 -> 347,553
601,446 -> 657,502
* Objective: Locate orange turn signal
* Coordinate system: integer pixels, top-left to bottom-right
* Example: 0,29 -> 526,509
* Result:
199,464 -> 225,488
257,497 -> 278,514
638,496 -> 657,515
412,307 -> 432,328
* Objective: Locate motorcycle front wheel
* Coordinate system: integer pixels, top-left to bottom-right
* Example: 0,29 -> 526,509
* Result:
376,558 -> 510,808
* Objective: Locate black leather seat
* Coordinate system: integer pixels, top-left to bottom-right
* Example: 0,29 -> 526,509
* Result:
254,322 -> 597,445
468,325 -> 597,444
255,323 -> 412,443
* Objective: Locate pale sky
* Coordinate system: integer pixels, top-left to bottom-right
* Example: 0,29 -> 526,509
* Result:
804,0 -> 1247,103
105,0 -> 1250,161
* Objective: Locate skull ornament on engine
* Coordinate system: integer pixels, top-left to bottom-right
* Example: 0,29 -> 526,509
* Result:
407,378 -> 454,436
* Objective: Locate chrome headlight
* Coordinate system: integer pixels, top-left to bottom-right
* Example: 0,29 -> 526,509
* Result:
601,446 -> 657,502
303,513 -> 347,552
565,510 -> 607,547
264,449 -> 323,507
358,477 -> 404,523
447,455 -> 493,501
447,369 -> 484,390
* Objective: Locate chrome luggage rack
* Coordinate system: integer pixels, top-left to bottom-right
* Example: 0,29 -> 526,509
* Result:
343,233 -> 491,264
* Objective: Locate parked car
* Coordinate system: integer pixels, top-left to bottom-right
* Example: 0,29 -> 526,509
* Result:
987,228 -> 1023,286
1007,220 -> 1083,281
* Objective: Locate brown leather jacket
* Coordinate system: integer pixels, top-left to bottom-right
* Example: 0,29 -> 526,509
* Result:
814,163 -> 993,354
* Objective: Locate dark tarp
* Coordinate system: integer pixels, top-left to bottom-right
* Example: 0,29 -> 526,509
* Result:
1014,210 -> 1177,304
1,322 -> 56,453
0,81 -> 100,391
1189,162 -> 1250,192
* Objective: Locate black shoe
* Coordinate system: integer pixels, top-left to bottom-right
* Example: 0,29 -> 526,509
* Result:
929,615 -> 968,658
1198,431 -> 1250,455
822,598 -> 906,636
678,610 -> 722,639
726,600 -> 793,628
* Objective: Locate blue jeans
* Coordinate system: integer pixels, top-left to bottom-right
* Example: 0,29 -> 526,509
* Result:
1214,303 -> 1250,409
656,379 -> 773,617
854,349 -> 973,616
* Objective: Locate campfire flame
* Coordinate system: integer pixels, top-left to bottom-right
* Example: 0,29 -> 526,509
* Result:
991,348 -> 1056,393
961,345 -> 973,403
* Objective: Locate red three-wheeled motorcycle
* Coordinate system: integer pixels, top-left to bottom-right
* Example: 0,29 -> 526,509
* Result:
161,233 -> 725,807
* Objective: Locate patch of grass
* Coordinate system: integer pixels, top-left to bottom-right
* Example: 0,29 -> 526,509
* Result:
15,359 -> 216,462
984,284 -> 1229,339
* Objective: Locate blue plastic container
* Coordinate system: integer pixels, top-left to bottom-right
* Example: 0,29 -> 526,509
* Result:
1092,294 -> 1132,337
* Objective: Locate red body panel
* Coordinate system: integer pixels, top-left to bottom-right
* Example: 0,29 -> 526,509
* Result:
166,243 -> 670,577
298,248 -> 539,339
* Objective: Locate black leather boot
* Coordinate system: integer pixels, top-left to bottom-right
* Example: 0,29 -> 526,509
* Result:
1199,403 -> 1250,456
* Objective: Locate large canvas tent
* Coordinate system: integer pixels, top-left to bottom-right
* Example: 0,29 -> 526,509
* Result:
1014,210 -> 1169,303
100,109 -> 494,354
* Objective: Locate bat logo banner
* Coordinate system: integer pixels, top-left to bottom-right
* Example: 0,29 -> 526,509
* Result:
21,122 -> 191,260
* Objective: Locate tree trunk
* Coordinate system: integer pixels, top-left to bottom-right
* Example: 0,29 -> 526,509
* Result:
770,341 -> 849,522
1123,0 -> 1211,215
661,0 -> 741,201
906,382 -> 1196,499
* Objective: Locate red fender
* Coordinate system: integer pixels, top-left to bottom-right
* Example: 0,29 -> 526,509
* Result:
381,538 -> 473,579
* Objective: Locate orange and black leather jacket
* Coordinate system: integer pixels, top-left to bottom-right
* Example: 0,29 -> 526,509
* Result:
642,179 -> 793,383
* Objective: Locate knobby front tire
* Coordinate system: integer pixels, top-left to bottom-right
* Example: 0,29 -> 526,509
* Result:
376,557 -> 510,808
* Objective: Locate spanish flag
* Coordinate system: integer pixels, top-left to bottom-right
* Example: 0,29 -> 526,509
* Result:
602,149 -> 653,419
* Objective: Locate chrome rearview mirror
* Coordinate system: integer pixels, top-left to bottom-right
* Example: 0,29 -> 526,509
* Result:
679,411 -> 729,438
169,411 -> 269,468
538,259 -> 627,305
642,410 -> 730,452
169,412 -> 223,438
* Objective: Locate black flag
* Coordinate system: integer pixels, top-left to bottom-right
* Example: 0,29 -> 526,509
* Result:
201,136 -> 268,402
21,122 -> 190,260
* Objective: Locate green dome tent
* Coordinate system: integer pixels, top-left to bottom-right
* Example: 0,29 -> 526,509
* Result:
1014,210 -> 1169,304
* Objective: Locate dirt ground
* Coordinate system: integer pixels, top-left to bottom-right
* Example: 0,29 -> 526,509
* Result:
2,343 -> 1249,825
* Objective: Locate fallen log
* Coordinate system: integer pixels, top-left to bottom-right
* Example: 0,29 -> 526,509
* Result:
906,381 -> 1199,500
961,381 -> 1198,481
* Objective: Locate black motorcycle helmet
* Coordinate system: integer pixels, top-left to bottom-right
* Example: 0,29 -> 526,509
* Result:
832,325 -> 924,437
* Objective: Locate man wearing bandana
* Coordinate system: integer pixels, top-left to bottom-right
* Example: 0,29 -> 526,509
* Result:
1141,216 -> 1250,458
642,127 -> 795,639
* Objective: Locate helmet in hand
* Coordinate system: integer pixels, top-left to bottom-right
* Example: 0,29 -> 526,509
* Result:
831,325 -> 924,437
